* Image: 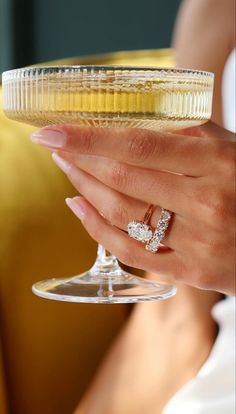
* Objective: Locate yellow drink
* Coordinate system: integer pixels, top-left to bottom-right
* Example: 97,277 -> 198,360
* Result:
2,66 -> 213,130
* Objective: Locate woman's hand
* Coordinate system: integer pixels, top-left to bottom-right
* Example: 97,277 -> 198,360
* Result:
32,122 -> 236,295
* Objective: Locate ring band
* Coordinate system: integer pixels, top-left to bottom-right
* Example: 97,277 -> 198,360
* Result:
143,204 -> 155,224
146,208 -> 172,253
127,204 -> 154,243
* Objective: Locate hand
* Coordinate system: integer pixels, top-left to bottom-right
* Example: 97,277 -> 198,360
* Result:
31,122 -> 236,295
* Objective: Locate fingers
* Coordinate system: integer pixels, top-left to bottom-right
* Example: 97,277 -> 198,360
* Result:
52,152 -> 187,250
31,123 -> 229,177
65,196 -> 183,283
53,151 -> 195,218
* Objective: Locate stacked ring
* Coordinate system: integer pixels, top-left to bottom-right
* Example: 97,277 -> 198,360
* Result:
146,209 -> 172,253
127,206 -> 172,253
127,204 -> 154,243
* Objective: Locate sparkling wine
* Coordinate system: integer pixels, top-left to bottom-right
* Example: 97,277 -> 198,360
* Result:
2,66 -> 213,131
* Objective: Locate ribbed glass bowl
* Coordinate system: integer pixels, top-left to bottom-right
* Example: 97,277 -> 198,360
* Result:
2,66 -> 214,131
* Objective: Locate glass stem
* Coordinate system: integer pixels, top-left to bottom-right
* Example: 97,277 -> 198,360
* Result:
90,244 -> 122,276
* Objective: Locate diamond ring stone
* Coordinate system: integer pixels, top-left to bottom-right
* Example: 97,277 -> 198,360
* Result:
127,221 -> 153,242
127,204 -> 154,243
146,209 -> 172,253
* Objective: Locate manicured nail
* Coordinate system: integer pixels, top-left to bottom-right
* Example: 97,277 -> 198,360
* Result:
52,153 -> 72,174
65,197 -> 86,221
31,128 -> 66,148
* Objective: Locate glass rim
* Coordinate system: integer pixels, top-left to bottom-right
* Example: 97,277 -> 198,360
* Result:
2,65 -> 214,80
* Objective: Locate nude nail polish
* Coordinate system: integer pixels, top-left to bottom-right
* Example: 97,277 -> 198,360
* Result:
52,153 -> 72,174
65,197 -> 85,220
31,128 -> 66,148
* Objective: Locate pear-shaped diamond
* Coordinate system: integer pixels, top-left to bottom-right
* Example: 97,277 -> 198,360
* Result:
127,221 -> 153,243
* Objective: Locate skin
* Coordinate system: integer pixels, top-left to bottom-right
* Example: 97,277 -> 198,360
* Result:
30,0 -> 235,411
173,0 -> 235,126
32,121 -> 235,296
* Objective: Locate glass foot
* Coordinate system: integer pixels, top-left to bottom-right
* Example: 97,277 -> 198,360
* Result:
33,245 -> 176,304
32,270 -> 176,304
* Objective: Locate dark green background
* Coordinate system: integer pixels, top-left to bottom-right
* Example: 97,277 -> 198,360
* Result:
0,0 -> 181,73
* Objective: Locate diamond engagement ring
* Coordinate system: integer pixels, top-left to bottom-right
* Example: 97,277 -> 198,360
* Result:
146,209 -> 172,253
127,204 -> 155,243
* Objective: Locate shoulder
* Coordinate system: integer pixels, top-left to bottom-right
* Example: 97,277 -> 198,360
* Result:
173,0 -> 234,55
176,0 -> 234,20
172,0 -> 235,125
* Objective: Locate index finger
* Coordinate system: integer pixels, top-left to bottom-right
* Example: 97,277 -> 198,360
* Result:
31,123 -> 221,176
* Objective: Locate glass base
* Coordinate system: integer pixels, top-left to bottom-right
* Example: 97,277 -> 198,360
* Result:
32,270 -> 176,304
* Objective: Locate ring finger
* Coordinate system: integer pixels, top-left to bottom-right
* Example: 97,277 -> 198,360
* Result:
52,152 -> 190,252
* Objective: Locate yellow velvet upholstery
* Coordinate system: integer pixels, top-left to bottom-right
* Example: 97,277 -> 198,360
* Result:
0,90 -> 127,414
0,344 -> 8,414
0,49 -> 173,414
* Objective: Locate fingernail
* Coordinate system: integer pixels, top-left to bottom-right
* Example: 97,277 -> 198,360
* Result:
65,197 -> 85,221
52,153 -> 72,174
31,128 -> 66,148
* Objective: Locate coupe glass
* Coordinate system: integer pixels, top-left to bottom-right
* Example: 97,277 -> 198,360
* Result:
2,66 -> 213,303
